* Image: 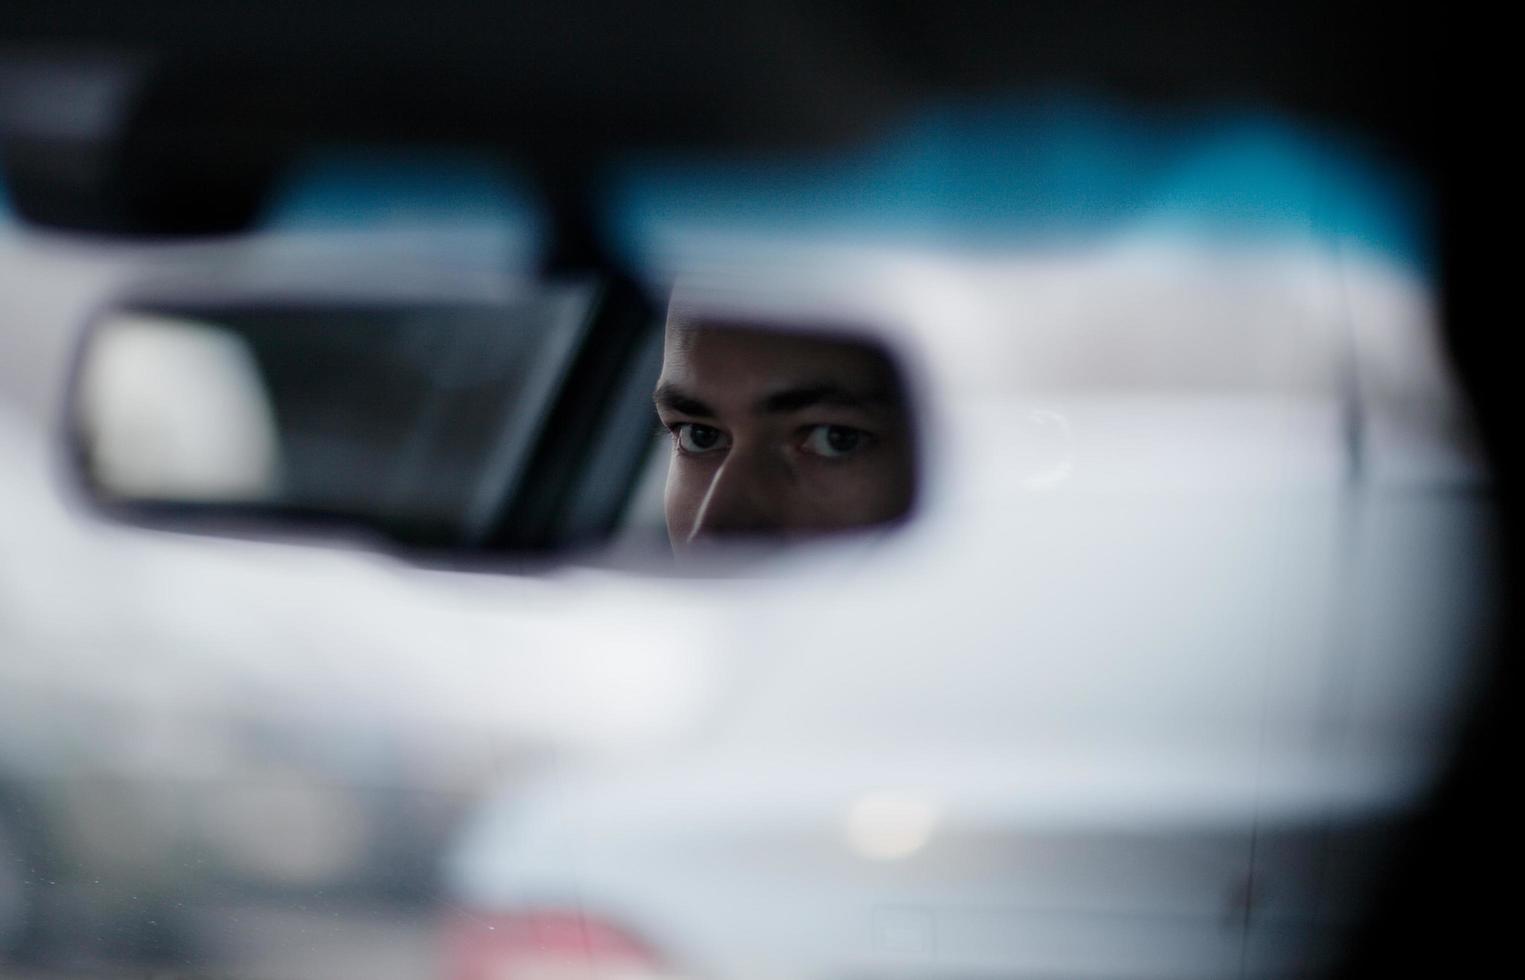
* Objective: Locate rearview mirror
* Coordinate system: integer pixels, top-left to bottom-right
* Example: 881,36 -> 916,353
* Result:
65,279 -> 923,565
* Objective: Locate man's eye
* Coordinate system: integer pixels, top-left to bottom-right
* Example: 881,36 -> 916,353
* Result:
674,423 -> 727,454
800,425 -> 868,458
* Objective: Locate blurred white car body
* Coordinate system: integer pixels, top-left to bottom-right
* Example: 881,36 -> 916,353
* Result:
443,239 -> 1494,979
0,172 -> 1491,979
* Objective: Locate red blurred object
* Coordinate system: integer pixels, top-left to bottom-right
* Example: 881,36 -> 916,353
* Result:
445,907 -> 668,980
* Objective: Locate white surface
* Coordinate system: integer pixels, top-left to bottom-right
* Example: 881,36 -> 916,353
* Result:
0,229 -> 1495,977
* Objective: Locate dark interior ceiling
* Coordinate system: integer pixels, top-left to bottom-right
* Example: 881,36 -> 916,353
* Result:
1,1 -> 1444,238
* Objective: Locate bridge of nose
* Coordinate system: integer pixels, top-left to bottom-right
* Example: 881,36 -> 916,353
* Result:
688,441 -> 794,541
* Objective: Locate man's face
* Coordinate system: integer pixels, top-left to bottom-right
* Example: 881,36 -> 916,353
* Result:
654,319 -> 916,557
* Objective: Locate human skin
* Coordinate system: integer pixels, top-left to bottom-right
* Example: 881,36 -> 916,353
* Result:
653,318 -> 916,557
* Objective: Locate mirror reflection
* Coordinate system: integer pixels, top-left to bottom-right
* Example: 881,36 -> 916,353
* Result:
72,292 -> 598,547
76,312 -> 285,504
69,295 -> 919,560
655,318 -> 916,559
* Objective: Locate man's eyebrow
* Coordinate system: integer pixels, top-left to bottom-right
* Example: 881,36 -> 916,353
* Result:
755,383 -> 893,415
653,382 -> 717,418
